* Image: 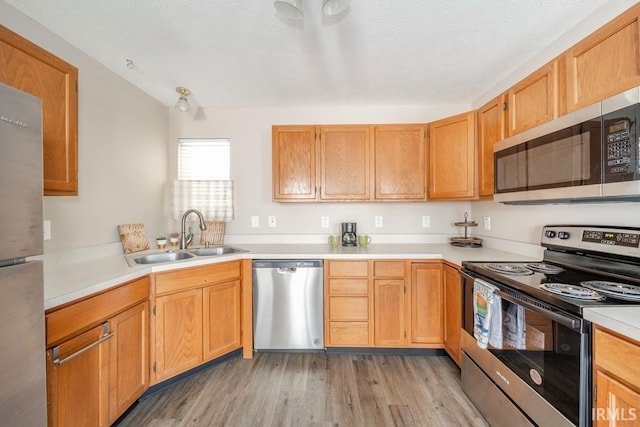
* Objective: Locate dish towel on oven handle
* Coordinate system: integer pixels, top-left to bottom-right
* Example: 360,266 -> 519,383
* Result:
473,279 -> 503,349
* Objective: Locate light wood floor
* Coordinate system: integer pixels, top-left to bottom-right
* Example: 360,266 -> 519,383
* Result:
119,352 -> 488,427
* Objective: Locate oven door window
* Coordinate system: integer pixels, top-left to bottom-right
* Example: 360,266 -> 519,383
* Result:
487,300 -> 581,425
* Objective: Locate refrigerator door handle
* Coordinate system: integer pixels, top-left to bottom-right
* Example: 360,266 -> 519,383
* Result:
52,322 -> 114,366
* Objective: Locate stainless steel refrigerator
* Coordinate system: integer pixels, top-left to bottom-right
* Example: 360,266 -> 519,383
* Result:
0,82 -> 47,425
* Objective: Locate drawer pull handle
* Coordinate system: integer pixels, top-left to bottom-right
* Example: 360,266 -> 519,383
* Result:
52,322 -> 114,366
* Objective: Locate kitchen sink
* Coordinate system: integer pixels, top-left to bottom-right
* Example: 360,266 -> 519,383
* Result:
189,246 -> 247,256
130,251 -> 195,265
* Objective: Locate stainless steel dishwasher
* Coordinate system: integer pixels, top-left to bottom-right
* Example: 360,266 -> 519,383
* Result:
252,260 -> 324,350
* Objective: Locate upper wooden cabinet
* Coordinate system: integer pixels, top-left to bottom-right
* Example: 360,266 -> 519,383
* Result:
507,61 -> 558,136
428,112 -> 476,200
273,124 -> 426,202
320,125 -> 371,200
0,25 -> 78,196
373,125 -> 427,201
272,126 -> 318,201
565,4 -> 640,112
477,93 -> 507,197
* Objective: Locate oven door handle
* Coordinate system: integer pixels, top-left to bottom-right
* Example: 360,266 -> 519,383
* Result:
495,289 -> 581,330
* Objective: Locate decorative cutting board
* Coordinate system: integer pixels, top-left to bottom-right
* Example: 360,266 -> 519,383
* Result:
118,223 -> 150,253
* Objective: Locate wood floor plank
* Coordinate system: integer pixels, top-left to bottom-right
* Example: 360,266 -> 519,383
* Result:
119,353 -> 488,427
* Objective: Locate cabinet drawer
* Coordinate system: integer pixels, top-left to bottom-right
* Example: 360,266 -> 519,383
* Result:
329,322 -> 369,345
328,260 -> 369,277
328,278 -> 369,295
154,261 -> 241,295
595,327 -> 640,384
373,261 -> 404,277
46,276 -> 148,348
329,296 -> 368,320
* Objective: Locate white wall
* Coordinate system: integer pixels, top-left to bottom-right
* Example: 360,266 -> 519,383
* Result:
169,105 -> 475,242
1,2 -> 169,252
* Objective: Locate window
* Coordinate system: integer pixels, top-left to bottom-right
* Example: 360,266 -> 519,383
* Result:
178,139 -> 230,180
172,139 -> 234,221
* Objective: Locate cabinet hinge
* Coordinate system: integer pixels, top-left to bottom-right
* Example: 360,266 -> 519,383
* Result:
153,362 -> 156,373
152,305 -> 156,316
76,80 -> 78,92
404,331 -> 407,338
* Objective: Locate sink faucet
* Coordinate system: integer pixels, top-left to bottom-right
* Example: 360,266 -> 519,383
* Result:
180,209 -> 207,249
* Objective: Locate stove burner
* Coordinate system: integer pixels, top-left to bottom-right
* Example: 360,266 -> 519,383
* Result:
581,281 -> 640,302
526,263 -> 564,274
484,263 -> 533,276
540,283 -> 606,301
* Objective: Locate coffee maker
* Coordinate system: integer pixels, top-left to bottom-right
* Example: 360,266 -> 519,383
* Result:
341,222 -> 357,247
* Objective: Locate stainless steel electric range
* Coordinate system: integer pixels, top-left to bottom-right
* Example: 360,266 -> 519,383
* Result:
460,225 -> 640,427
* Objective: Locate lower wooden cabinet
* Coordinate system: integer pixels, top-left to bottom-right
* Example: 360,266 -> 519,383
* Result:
46,323 -> 111,427
373,259 -> 407,347
409,263 -> 443,346
203,280 -> 241,360
325,260 -> 373,346
327,260 -> 448,350
593,326 -> 640,426
443,264 -> 462,366
108,301 -> 149,423
151,261 -> 243,384
45,277 -> 149,426
154,288 -> 203,382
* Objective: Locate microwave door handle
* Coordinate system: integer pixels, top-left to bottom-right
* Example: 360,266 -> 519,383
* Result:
495,289 -> 581,330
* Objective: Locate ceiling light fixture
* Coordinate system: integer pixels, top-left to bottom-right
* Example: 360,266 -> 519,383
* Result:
322,0 -> 350,16
273,0 -> 350,19
274,0 -> 303,18
174,87 -> 191,112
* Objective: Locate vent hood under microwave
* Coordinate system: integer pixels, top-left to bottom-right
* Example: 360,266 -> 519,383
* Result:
493,86 -> 640,204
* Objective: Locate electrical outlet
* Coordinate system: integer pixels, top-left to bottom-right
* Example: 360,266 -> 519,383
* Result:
422,216 -> 431,228
43,220 -> 51,240
268,216 -> 277,228
321,216 -> 330,228
374,216 -> 383,228
483,216 -> 491,230
251,216 -> 259,228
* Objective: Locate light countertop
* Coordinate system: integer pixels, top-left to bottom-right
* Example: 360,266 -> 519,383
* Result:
42,242 -> 640,343
42,243 -> 535,310
584,306 -> 640,342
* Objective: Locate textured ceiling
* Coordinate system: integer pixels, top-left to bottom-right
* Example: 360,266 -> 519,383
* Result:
6,0 -> 612,108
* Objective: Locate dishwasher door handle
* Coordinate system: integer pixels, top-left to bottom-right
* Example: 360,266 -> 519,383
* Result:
277,267 -> 297,274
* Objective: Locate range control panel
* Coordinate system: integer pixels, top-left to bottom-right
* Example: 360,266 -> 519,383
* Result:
541,225 -> 640,258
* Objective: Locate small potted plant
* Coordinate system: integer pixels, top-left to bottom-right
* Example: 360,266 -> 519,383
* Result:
169,232 -> 180,247
156,236 -> 167,249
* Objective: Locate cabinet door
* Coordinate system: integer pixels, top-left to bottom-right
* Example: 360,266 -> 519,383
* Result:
0,25 -> 78,196
443,265 -> 462,366
109,301 -> 149,423
477,94 -> 507,197
154,289 -> 203,382
594,370 -> 640,426
47,323 -> 111,427
566,5 -> 640,112
203,280 -> 241,361
272,125 -> 318,201
410,263 -> 443,345
507,62 -> 557,136
373,125 -> 426,200
428,112 -> 476,199
319,125 -> 371,200
374,279 -> 406,346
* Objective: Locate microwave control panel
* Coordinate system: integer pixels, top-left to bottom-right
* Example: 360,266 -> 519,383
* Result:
603,103 -> 639,180
605,119 -> 632,174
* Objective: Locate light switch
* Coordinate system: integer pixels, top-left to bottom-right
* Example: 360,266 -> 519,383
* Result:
251,216 -> 259,228
321,216 -> 330,228
422,216 -> 431,228
375,216 -> 383,228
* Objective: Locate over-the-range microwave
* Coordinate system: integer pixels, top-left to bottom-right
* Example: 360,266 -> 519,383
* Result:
494,86 -> 640,204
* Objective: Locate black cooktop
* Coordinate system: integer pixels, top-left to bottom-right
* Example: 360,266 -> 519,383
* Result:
462,260 -> 640,316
